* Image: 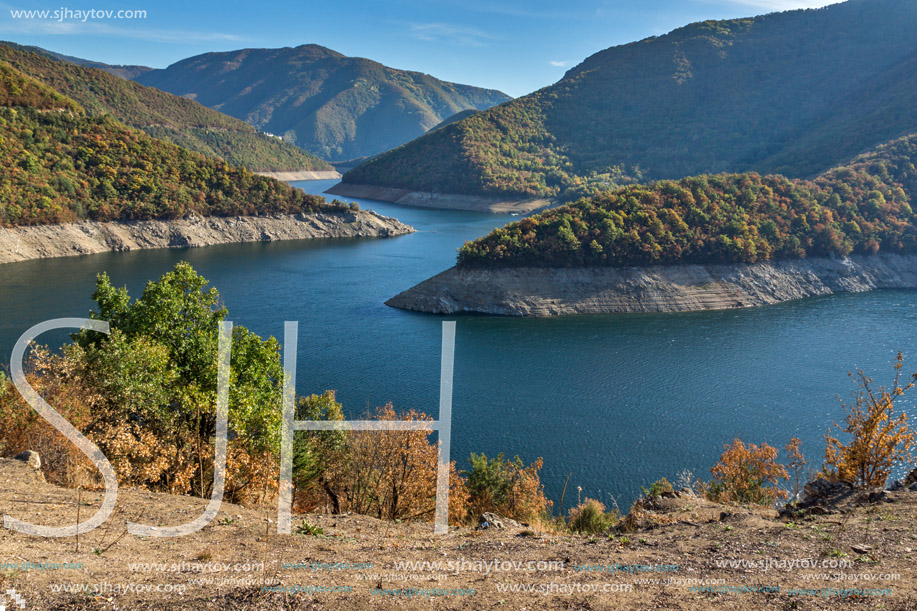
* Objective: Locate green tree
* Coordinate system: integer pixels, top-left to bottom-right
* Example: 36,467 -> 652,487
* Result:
292,391 -> 347,512
77,261 -> 284,463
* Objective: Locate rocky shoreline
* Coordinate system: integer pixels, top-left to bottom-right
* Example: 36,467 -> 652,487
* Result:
386,254 -> 917,316
254,170 -> 341,181
325,182 -> 548,214
0,210 -> 413,264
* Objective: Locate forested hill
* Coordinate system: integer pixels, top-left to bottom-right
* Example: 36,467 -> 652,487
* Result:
343,0 -> 917,201
0,61 -> 336,227
1,42 -> 154,79
0,44 -> 331,173
134,44 -> 512,161
457,133 -> 917,269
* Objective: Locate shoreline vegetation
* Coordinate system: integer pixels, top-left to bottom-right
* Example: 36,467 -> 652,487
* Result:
1,265 -> 915,608
2,263 -> 914,525
0,63 -> 339,228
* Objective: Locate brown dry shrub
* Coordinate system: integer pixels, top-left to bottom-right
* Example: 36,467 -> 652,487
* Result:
0,347 -> 100,488
304,403 -> 469,525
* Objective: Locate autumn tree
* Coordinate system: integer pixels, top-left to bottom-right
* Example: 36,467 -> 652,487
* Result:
823,353 -> 917,488
314,404 -> 469,524
708,438 -> 788,505
463,452 -> 552,521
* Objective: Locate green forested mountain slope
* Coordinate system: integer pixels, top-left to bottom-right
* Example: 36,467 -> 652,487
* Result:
344,0 -> 917,200
457,133 -> 917,268
0,61 -> 334,227
0,42 -> 154,79
134,44 -> 512,161
0,44 -> 331,172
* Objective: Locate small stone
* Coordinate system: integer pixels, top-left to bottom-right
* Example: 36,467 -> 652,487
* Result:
479,512 -> 520,530
851,545 -> 873,554
14,450 -> 41,470
866,489 -> 887,503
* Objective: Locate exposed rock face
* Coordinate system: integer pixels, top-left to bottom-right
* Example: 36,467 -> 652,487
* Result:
255,170 -> 341,181
386,254 -> 917,316
325,183 -> 548,214
0,211 -> 413,264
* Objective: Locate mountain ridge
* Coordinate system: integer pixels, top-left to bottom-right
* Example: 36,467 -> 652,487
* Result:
341,0 -> 917,203
134,44 -> 512,161
0,43 -> 332,173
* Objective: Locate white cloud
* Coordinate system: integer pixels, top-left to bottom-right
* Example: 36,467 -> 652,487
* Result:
0,20 -> 244,43
408,23 -> 496,47
549,60 -> 569,67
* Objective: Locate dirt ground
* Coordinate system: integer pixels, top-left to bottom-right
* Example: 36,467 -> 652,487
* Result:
1,458 -> 915,610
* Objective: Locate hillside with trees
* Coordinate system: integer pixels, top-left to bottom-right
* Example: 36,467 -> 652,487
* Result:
0,61 -> 337,227
343,0 -> 917,201
0,44 -> 332,173
457,133 -> 917,268
134,44 -> 512,161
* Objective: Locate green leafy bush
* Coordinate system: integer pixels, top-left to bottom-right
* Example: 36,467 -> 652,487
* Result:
463,452 -> 551,521
567,498 -> 618,534
641,477 -> 675,499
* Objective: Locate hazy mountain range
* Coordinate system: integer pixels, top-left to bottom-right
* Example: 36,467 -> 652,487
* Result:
134,44 -> 512,162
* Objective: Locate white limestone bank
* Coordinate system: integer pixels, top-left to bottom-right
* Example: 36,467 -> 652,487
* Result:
325,183 -> 548,214
386,254 -> 917,316
255,170 -> 341,181
0,211 -> 413,264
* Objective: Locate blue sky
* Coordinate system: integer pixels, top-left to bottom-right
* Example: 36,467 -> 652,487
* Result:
1,0 -> 843,97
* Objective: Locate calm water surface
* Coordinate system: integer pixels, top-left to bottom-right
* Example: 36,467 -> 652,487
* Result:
1,179 -> 915,507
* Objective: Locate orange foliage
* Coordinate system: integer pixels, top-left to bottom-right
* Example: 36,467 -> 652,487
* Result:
328,404 -> 469,525
784,437 -> 807,501
709,438 -> 788,505
824,353 -> 917,488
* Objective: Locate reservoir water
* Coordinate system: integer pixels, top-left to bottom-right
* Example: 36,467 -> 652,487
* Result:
2,179 -> 916,508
